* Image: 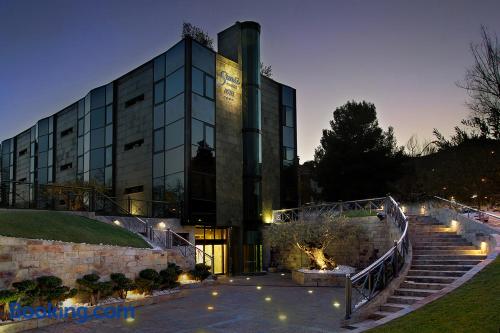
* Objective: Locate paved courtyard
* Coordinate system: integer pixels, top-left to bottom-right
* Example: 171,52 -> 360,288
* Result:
30,273 -> 346,333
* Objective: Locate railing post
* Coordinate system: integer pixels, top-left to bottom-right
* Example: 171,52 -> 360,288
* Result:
345,273 -> 352,319
393,240 -> 399,277
127,196 -> 131,214
165,229 -> 172,249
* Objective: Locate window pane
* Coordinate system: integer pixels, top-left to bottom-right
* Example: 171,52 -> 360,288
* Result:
154,128 -> 164,152
165,119 -> 184,150
165,171 -> 184,198
78,156 -> 84,173
84,113 -> 90,133
192,42 -> 215,76
205,75 -> 214,99
90,168 -> 105,184
166,40 -> 184,75
38,135 -> 48,152
166,67 -> 184,100
38,168 -> 47,184
38,119 -> 49,136
105,166 -> 112,187
90,148 -> 105,170
192,94 -> 214,124
78,119 -> 84,136
78,99 -> 85,119
48,133 -> 53,149
154,80 -> 165,104
191,172 -> 215,200
284,147 -> 295,161
153,152 -> 164,178
283,126 -> 295,148
192,119 -> 204,146
84,152 -> 90,171
90,87 -> 106,109
91,127 -> 105,149
154,104 -> 165,129
153,176 -> 165,201
105,125 -> 113,146
105,146 -> 112,166
282,86 -> 295,107
106,83 -> 113,105
164,146 -> 184,175
205,124 -> 214,149
165,93 -> 184,124
154,55 -> 166,81
47,149 -> 53,166
39,151 -> 47,167
284,106 -> 294,127
192,67 -> 204,96
84,132 -> 90,152
191,145 -> 215,174
91,107 -> 105,129
106,105 -> 113,125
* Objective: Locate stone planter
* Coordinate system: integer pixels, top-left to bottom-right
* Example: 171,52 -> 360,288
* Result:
292,267 -> 355,287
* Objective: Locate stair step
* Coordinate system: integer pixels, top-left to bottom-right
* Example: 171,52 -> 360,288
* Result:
387,295 -> 424,305
380,303 -> 409,312
413,234 -> 463,238
412,259 -> 483,266
407,270 -> 465,277
414,240 -> 472,245
368,311 -> 394,320
411,264 -> 475,271
400,281 -> 448,290
405,275 -> 456,284
413,254 -> 486,260
394,288 -> 439,297
413,245 -> 477,251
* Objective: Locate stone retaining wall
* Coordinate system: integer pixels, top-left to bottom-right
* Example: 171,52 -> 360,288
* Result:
265,216 -> 402,270
0,235 -> 187,289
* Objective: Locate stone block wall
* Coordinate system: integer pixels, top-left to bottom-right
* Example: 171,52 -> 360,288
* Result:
265,216 -> 402,271
0,235 -> 174,289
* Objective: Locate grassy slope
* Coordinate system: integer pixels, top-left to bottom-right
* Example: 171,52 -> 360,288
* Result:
0,210 -> 151,248
368,257 -> 500,333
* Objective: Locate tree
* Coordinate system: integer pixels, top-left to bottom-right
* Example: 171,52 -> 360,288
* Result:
266,217 -> 360,270
76,274 -> 112,306
458,26 -> 500,139
181,22 -> 214,49
404,134 -> 437,157
36,276 -> 77,306
314,101 -> 403,201
110,273 -> 135,299
260,62 -> 272,78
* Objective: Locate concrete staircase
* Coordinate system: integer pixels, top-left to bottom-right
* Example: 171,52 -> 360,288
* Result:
368,215 -> 486,321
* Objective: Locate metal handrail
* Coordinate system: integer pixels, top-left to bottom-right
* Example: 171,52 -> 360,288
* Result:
345,196 -> 409,319
272,196 -> 386,214
433,196 -> 500,220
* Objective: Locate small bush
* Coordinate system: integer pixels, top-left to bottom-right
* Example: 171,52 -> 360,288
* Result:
0,290 -> 18,321
190,263 -> 211,281
76,274 -> 112,306
110,273 -> 135,299
135,269 -> 161,295
159,263 -> 182,289
36,276 -> 77,306
12,280 -> 37,306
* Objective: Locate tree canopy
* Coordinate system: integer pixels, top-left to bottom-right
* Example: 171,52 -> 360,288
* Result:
314,101 -> 403,201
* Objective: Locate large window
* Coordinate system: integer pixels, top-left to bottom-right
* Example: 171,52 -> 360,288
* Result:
77,83 -> 113,187
280,85 -> 298,208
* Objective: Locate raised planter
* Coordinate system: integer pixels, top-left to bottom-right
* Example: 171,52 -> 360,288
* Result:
292,266 -> 355,287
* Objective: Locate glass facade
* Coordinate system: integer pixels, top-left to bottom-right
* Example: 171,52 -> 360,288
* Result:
190,41 -> 216,225
36,117 -> 54,185
0,139 -> 14,205
280,85 -> 298,208
152,40 -> 186,218
77,84 -> 113,188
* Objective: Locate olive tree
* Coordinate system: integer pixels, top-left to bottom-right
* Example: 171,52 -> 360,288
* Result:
266,216 -> 357,270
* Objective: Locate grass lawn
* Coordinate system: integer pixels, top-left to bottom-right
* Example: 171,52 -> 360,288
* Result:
343,209 -> 378,218
368,256 -> 500,333
0,210 -> 151,248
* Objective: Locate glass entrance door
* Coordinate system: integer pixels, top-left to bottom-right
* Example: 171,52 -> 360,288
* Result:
195,227 -> 228,275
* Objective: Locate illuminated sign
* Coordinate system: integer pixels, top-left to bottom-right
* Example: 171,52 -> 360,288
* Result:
216,67 -> 241,103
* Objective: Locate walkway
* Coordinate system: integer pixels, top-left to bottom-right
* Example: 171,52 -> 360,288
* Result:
30,273 -> 346,333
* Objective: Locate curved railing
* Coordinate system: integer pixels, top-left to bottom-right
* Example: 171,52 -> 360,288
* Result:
272,197 -> 386,223
345,196 -> 409,319
433,196 -> 500,223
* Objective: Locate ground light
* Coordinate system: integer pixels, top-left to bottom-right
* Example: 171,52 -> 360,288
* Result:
212,291 -> 218,296
265,297 -> 272,302
333,301 -> 340,308
229,279 -> 233,283
308,290 -> 313,294
246,277 -> 250,280
256,286 -> 262,290
126,317 -> 135,323
207,306 -> 214,310
278,314 -> 287,321
280,273 -> 285,276
114,220 -> 121,226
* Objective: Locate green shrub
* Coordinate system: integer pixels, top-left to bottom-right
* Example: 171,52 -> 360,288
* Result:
76,274 -> 112,306
110,273 -> 135,299
36,276 -> 77,306
190,263 -> 211,281
12,280 -> 37,306
0,290 -> 18,321
135,269 -> 161,295
159,263 -> 182,289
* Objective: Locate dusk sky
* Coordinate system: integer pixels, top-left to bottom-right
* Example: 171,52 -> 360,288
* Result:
1,0 -> 499,161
